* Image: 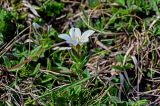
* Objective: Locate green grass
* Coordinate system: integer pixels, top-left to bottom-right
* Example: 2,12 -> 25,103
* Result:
0,0 -> 160,105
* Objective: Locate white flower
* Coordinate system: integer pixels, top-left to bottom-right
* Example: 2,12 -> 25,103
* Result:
58,27 -> 95,46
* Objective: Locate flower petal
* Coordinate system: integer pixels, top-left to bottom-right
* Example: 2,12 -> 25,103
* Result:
81,30 -> 95,42
74,28 -> 81,37
66,39 -> 78,46
80,37 -> 89,43
82,30 -> 95,38
69,27 -> 81,38
69,27 -> 75,38
59,34 -> 71,41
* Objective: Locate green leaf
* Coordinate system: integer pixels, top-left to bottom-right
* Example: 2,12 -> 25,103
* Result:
70,49 -> 80,63
3,56 -> 11,68
32,63 -> 41,76
47,58 -> 52,70
115,54 -> 132,63
82,69 -> 91,78
38,77 -> 91,100
42,74 -> 57,83
88,0 -> 100,9
115,0 -> 125,5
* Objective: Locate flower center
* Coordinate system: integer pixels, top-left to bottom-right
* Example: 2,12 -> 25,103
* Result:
73,35 -> 80,41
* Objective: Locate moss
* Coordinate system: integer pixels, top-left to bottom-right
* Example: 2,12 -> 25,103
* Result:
40,0 -> 64,17
0,7 -> 16,43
